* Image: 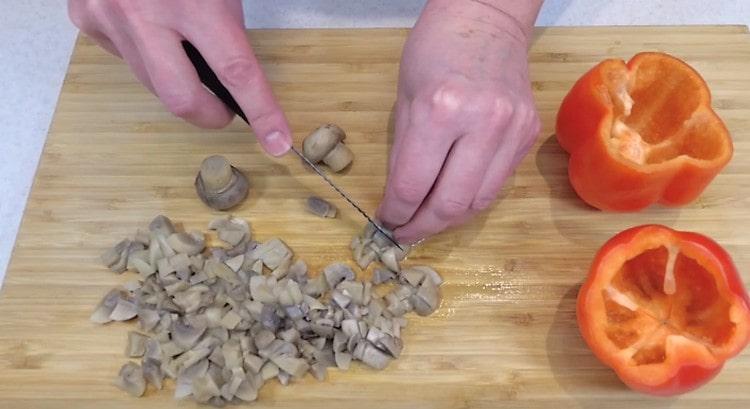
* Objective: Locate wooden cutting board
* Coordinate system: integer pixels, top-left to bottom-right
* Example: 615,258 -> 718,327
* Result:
2,26 -> 750,408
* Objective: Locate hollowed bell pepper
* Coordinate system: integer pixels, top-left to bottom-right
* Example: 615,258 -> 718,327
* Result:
577,225 -> 750,396
556,52 -> 733,211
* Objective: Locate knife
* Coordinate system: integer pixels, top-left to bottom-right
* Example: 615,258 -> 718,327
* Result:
181,41 -> 403,251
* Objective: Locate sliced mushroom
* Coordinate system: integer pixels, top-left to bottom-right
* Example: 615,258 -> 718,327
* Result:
234,376 -> 259,402
218,229 -> 246,247
288,260 -> 308,284
400,268 -> 425,287
310,362 -> 327,381
221,339 -> 243,369
224,254 -> 244,273
251,238 -> 292,269
380,247 -> 400,272
144,338 -> 162,362
410,265 -> 443,286
371,268 -> 396,285
115,362 -> 146,397
302,124 -> 354,172
334,351 -> 352,370
208,216 -> 251,238
195,155 -> 249,211
220,310 -> 242,330
167,231 -> 206,256
110,298 -> 138,322
356,249 -> 377,270
149,215 -> 176,237
260,361 -> 279,381
411,276 -> 441,316
125,331 -> 149,357
323,263 -> 355,288
271,356 -> 309,379
305,196 -> 338,218
172,319 -> 207,350
91,288 -> 127,324
191,372 -> 222,403
359,343 -> 392,370
101,239 -> 130,273
204,259 -> 239,284
142,358 -> 164,390
337,281 -> 365,305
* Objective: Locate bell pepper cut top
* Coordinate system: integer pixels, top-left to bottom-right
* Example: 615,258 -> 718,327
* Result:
577,225 -> 750,396
556,52 -> 733,211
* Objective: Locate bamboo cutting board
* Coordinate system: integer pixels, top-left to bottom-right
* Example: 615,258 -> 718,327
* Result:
2,26 -> 750,408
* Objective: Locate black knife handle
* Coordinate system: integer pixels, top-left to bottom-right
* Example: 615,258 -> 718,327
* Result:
181,40 -> 249,124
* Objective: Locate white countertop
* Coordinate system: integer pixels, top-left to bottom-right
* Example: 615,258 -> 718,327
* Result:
1,0 -> 749,285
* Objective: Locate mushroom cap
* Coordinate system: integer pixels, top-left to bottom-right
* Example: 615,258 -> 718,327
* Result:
302,124 -> 346,163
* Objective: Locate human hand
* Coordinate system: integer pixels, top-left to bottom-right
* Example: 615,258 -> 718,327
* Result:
378,0 -> 542,244
68,0 -> 291,156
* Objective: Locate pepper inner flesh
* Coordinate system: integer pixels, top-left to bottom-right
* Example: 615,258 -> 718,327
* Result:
606,57 -> 724,166
603,246 -> 736,366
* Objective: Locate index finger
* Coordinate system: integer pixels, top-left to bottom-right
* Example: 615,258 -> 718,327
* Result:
183,10 -> 291,156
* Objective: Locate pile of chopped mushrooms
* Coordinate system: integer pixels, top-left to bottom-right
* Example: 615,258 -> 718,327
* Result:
95,215 -> 442,405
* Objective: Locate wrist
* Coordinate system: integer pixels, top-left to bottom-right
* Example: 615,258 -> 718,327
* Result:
424,0 -> 542,45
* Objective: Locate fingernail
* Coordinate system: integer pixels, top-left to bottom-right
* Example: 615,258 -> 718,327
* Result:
263,131 -> 291,157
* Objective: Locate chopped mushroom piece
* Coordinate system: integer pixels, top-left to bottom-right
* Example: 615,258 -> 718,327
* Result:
234,377 -> 259,402
101,239 -> 131,273
306,196 -> 338,218
149,215 -> 176,237
371,268 -> 396,285
142,358 -> 164,390
271,355 -> 310,379
252,239 -> 292,269
172,320 -> 207,349
310,362 -> 327,381
224,254 -> 244,273
91,288 -> 128,324
359,343 -> 392,370
109,298 -> 138,322
167,231 -> 206,255
380,248 -> 400,272
195,155 -> 250,211
94,214 -> 444,406
411,276 -> 441,317
115,362 -> 146,397
260,361 -> 279,381
323,263 -> 355,288
125,331 -> 149,357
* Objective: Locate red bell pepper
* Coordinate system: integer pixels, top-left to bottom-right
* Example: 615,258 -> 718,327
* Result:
577,225 -> 750,395
556,52 -> 733,211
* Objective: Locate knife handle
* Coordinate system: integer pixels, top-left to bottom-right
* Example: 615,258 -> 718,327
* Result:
181,40 -> 249,124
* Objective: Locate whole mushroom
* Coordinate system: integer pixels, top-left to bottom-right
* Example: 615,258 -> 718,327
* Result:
194,155 -> 249,210
302,124 -> 354,172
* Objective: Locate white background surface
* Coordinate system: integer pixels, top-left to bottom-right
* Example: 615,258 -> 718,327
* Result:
1,0 -> 749,285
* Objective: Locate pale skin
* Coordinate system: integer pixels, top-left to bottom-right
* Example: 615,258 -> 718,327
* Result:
68,0 -> 543,244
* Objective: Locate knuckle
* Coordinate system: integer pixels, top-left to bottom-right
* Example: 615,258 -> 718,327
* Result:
436,197 -> 472,220
217,57 -> 260,88
484,95 -> 514,127
472,196 -> 496,211
161,90 -> 200,118
423,83 -> 469,122
392,179 -> 429,205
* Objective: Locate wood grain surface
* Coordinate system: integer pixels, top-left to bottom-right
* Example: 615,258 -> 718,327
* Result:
2,26 -> 750,408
